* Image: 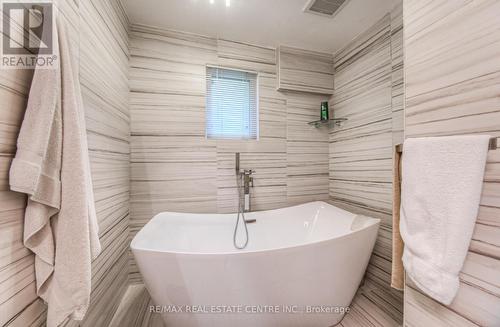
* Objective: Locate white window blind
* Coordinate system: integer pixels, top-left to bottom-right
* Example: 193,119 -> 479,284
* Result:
206,67 -> 258,139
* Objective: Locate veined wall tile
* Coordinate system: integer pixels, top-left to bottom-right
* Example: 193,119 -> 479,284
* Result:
130,93 -> 206,139
403,0 -> 500,325
286,93 -> 329,205
216,39 -> 276,74
328,7 -> 403,325
0,0 -> 131,325
217,39 -> 276,65
277,46 -> 334,94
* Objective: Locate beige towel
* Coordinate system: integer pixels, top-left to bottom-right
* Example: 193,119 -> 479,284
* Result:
391,144 -> 404,290
9,19 -> 101,327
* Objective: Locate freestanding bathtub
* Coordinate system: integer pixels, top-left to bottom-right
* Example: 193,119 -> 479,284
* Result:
131,201 -> 380,327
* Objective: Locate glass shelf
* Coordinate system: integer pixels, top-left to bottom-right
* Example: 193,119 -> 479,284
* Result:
307,118 -> 347,128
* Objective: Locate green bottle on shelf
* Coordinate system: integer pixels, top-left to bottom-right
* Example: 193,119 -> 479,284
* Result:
320,101 -> 329,121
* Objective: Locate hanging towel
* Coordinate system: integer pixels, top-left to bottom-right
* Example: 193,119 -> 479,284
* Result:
9,19 -> 101,327
399,135 -> 489,305
391,144 -> 404,290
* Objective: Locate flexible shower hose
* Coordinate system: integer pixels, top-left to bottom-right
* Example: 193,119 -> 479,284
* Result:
233,172 -> 249,249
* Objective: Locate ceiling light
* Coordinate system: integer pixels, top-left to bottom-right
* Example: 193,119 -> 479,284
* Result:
225,0 -> 230,7
209,0 -> 214,3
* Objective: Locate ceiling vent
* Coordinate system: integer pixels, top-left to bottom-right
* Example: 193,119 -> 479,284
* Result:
303,0 -> 348,18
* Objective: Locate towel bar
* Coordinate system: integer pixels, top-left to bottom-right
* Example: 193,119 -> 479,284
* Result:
396,137 -> 498,153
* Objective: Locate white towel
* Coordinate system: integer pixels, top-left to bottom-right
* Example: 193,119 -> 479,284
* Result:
399,135 -> 489,305
9,19 -> 100,327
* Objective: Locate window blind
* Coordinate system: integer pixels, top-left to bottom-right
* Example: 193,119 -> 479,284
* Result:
206,67 -> 258,140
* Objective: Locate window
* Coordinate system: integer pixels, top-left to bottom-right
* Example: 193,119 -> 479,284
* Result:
205,67 -> 258,139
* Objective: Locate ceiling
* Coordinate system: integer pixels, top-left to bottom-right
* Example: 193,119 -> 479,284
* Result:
122,0 -> 399,54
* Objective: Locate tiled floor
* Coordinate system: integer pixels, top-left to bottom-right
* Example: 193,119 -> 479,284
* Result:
108,284 -> 164,327
110,281 -> 403,327
339,281 -> 402,327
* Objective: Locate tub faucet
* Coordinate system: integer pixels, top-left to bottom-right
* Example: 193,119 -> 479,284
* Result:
233,153 -> 255,249
242,169 -> 254,212
234,153 -> 254,212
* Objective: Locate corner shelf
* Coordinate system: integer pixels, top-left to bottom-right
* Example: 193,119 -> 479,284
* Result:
308,118 -> 348,128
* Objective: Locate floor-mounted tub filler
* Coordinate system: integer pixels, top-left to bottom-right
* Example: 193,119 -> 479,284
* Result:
131,201 -> 380,327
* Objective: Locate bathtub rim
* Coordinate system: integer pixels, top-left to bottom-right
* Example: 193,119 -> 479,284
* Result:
130,201 -> 381,256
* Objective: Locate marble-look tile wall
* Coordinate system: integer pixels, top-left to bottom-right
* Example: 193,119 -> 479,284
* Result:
403,0 -> 500,325
0,0 -> 130,326
390,3 -> 404,146
129,24 -> 330,282
286,92 -> 330,206
328,5 -> 404,324
277,46 -> 335,95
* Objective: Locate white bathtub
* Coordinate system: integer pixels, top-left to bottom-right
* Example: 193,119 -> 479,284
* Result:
131,201 -> 380,327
